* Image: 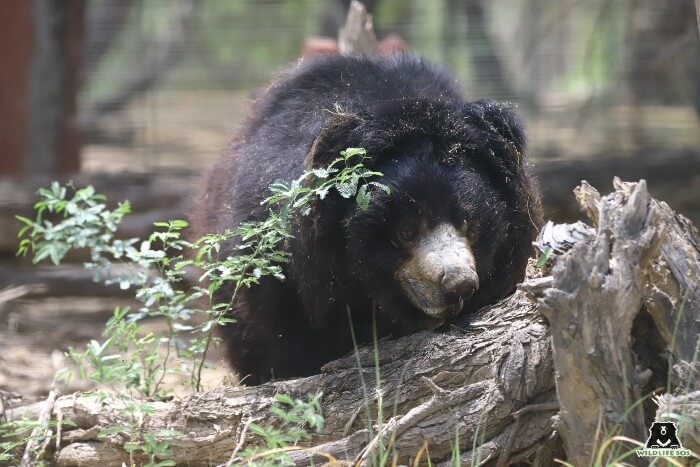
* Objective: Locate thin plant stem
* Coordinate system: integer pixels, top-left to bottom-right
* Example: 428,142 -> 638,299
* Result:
347,307 -> 375,445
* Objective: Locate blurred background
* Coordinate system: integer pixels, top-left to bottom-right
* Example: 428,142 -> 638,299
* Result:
1,0 -> 699,396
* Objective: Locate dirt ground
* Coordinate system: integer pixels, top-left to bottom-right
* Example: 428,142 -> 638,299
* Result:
0,293 -> 234,403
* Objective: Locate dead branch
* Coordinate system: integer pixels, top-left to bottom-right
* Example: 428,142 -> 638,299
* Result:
0,265 -> 145,300
20,389 -> 58,466
338,1 -> 378,55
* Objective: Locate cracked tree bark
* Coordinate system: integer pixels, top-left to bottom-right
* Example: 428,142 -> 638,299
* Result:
10,291 -> 557,466
542,179 -> 663,465
5,178 -> 699,466
540,178 -> 700,465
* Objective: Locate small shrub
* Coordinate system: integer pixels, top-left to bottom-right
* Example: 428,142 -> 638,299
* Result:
2,148 -> 384,465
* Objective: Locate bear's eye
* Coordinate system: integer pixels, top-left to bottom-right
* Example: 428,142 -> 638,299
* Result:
399,224 -> 417,242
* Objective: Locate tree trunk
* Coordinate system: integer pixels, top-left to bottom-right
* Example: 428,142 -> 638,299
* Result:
26,0 -> 84,175
5,178 -> 699,466
0,0 -> 32,176
543,179 -> 660,465
462,0 -> 513,99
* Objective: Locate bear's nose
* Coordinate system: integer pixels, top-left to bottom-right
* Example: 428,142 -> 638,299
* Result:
441,271 -> 477,302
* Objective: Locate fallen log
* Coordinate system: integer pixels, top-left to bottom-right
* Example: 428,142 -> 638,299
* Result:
4,178 -> 698,466
0,264 -> 144,299
10,290 -> 556,466
537,149 -> 700,223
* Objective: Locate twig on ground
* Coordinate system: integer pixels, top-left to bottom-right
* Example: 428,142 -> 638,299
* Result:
20,389 -> 57,467
223,417 -> 253,467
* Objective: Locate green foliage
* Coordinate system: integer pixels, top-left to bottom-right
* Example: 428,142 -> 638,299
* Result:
240,393 -> 324,466
17,147 -> 385,395
451,427 -> 461,466
0,418 -> 45,463
536,245 -> 553,268
0,417 -> 74,465
7,147 -> 384,465
16,182 -> 131,265
124,428 -> 182,467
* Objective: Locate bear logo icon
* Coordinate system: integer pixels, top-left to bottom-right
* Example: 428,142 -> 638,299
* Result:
645,422 -> 682,449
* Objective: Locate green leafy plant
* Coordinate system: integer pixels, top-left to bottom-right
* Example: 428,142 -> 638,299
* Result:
6,147 -> 384,465
239,393 -> 325,466
17,147 -> 385,392
1,418 -> 51,464
124,428 -> 182,467
0,415 -> 76,466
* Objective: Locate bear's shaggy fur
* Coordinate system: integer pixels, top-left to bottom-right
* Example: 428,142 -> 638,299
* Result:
195,54 -> 543,384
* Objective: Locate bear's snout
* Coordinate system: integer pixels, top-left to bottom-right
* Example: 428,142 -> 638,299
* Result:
441,269 -> 478,303
397,223 -> 479,318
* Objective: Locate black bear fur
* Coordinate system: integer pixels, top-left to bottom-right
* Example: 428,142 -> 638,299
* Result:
194,54 -> 543,384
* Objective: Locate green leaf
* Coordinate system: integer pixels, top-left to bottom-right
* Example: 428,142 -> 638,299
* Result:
14,214 -> 35,227
275,393 -> 295,406
310,168 -> 329,178
336,180 -> 357,198
340,147 -> 366,158
356,184 -> 370,211
370,181 -> 391,195
536,246 -> 553,268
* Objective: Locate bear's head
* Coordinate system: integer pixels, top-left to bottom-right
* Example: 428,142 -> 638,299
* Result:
298,98 -> 542,332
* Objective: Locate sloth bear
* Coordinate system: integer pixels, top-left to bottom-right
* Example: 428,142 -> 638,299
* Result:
196,54 -> 542,384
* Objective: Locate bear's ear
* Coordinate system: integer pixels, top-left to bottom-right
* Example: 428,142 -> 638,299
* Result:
467,99 -> 526,156
305,112 -> 366,170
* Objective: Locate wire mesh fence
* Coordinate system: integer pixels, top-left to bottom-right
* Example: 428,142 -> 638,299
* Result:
79,0 -> 700,173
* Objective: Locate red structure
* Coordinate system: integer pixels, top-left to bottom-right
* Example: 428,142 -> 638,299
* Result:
0,1 -> 32,176
0,0 -> 83,177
